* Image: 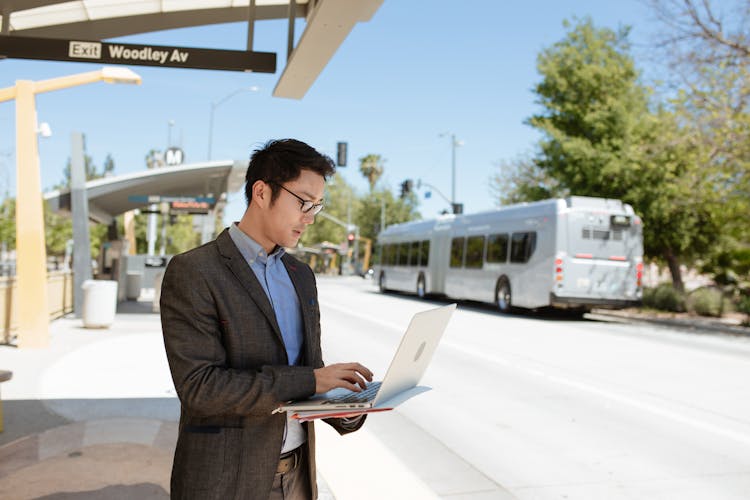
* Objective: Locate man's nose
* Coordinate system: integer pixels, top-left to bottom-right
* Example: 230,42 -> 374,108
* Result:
302,211 -> 315,224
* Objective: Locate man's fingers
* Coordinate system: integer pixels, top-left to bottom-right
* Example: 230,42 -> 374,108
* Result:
314,362 -> 375,394
338,362 -> 374,382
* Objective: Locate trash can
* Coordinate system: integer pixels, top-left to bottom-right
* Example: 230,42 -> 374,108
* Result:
125,271 -> 143,300
82,280 -> 118,328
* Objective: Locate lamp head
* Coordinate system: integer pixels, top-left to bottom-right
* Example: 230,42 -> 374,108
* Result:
100,67 -> 142,85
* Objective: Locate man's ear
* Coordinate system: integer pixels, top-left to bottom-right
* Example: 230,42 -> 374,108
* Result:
252,180 -> 270,208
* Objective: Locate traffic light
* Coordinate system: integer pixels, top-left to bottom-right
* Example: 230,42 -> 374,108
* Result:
336,142 -> 348,166
399,179 -> 413,199
346,232 -> 355,248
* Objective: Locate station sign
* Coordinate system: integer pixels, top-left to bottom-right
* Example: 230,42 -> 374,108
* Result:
170,200 -> 211,213
128,195 -> 215,205
0,35 -> 276,73
165,147 -> 184,166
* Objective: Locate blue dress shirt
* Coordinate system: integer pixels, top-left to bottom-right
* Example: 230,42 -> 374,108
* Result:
228,223 -> 304,366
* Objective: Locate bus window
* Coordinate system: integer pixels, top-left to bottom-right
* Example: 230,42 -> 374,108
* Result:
398,243 -> 410,266
465,236 -> 485,269
510,232 -> 537,263
420,240 -> 430,266
386,244 -> 397,266
410,241 -> 420,267
450,237 -> 465,268
487,233 -> 508,263
593,230 -> 610,240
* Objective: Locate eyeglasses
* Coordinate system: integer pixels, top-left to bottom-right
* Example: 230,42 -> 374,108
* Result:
274,183 -> 324,215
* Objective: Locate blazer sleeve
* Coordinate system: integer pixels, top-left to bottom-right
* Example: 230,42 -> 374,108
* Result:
160,254 -> 316,418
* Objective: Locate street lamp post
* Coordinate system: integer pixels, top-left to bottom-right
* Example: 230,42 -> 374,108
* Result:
0,67 -> 141,348
207,86 -> 259,160
440,132 -> 463,212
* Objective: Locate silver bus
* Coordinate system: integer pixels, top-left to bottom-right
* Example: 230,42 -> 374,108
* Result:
374,196 -> 643,312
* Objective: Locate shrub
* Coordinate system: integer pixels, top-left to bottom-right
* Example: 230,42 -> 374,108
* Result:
687,287 -> 724,317
643,283 -> 686,312
736,293 -> 750,315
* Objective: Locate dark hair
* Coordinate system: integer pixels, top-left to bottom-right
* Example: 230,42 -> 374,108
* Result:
245,139 -> 336,206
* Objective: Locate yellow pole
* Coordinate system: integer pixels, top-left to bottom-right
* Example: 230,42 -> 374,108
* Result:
0,68 -> 141,349
14,81 -> 49,348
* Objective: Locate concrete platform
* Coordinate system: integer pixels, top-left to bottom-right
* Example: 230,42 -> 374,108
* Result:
0,296 -> 435,499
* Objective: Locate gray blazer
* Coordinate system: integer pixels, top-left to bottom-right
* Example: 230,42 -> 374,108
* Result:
161,229 -> 361,500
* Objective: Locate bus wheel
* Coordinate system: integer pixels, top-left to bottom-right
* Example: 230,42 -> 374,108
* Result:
378,272 -> 387,292
416,274 -> 426,298
496,278 -> 512,313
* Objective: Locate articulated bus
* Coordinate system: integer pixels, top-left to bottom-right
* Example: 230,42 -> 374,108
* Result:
374,196 -> 643,312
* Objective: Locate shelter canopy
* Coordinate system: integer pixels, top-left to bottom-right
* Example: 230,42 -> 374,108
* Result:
0,0 -> 383,98
44,160 -> 247,224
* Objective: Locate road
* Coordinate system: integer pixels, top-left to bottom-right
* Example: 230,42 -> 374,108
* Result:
314,276 -> 750,500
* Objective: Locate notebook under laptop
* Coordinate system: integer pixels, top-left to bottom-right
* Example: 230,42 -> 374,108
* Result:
277,303 -> 456,413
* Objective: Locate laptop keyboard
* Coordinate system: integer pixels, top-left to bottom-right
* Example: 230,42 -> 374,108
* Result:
322,381 -> 382,404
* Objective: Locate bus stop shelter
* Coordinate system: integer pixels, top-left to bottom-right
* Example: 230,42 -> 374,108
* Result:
1,0 -> 385,347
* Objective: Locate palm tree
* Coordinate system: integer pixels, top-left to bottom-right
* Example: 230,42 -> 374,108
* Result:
358,154 -> 385,192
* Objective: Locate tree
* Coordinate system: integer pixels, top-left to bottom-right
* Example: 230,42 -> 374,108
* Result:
528,18 -> 652,200
58,147 -> 117,189
49,138 -> 118,260
358,154 -> 385,192
489,154 -> 565,206
647,0 -> 750,286
356,187 -> 421,243
515,17 -> 736,290
164,214 -> 201,254
0,197 -> 15,250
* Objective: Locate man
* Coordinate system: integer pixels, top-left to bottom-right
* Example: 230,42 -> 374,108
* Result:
160,139 -> 373,500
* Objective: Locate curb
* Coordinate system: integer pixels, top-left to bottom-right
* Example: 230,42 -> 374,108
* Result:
589,310 -> 750,337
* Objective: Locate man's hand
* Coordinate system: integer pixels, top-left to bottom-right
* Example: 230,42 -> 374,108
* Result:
314,362 -> 373,394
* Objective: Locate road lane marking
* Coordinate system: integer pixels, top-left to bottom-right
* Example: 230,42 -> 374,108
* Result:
322,302 -> 750,448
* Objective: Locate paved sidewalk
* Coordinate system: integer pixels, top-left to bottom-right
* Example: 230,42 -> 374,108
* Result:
0,297 -> 435,499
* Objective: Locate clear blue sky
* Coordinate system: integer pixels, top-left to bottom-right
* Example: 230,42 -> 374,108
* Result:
0,1 -> 659,225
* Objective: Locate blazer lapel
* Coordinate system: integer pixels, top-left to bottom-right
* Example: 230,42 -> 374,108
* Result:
216,230 -> 283,343
282,254 -> 316,364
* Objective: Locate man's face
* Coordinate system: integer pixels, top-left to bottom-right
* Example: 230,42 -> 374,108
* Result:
264,169 -> 325,249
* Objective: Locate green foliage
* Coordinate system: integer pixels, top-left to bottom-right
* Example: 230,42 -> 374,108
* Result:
686,287 -> 724,317
489,155 -> 566,205
527,17 -> 652,201
0,198 -> 15,249
165,214 -> 201,254
58,151 -> 116,189
642,283 -> 686,312
356,187 -> 421,242
358,154 -> 385,192
44,201 -> 72,256
493,16 -> 748,290
736,292 -> 750,315
130,211 -> 201,255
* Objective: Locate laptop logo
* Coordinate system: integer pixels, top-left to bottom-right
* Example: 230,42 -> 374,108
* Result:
414,341 -> 426,362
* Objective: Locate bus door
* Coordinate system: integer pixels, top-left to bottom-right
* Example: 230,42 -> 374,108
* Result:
444,235 -> 466,298
429,227 -> 451,295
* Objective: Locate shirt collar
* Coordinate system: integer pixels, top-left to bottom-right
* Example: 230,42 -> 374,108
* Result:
229,223 -> 286,265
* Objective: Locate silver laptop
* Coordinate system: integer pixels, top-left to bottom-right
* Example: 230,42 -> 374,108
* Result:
279,303 -> 456,412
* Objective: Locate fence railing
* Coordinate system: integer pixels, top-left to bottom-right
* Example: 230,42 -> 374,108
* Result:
1,271 -> 74,344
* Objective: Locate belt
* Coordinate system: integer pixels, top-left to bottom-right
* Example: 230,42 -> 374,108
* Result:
277,447 -> 302,475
